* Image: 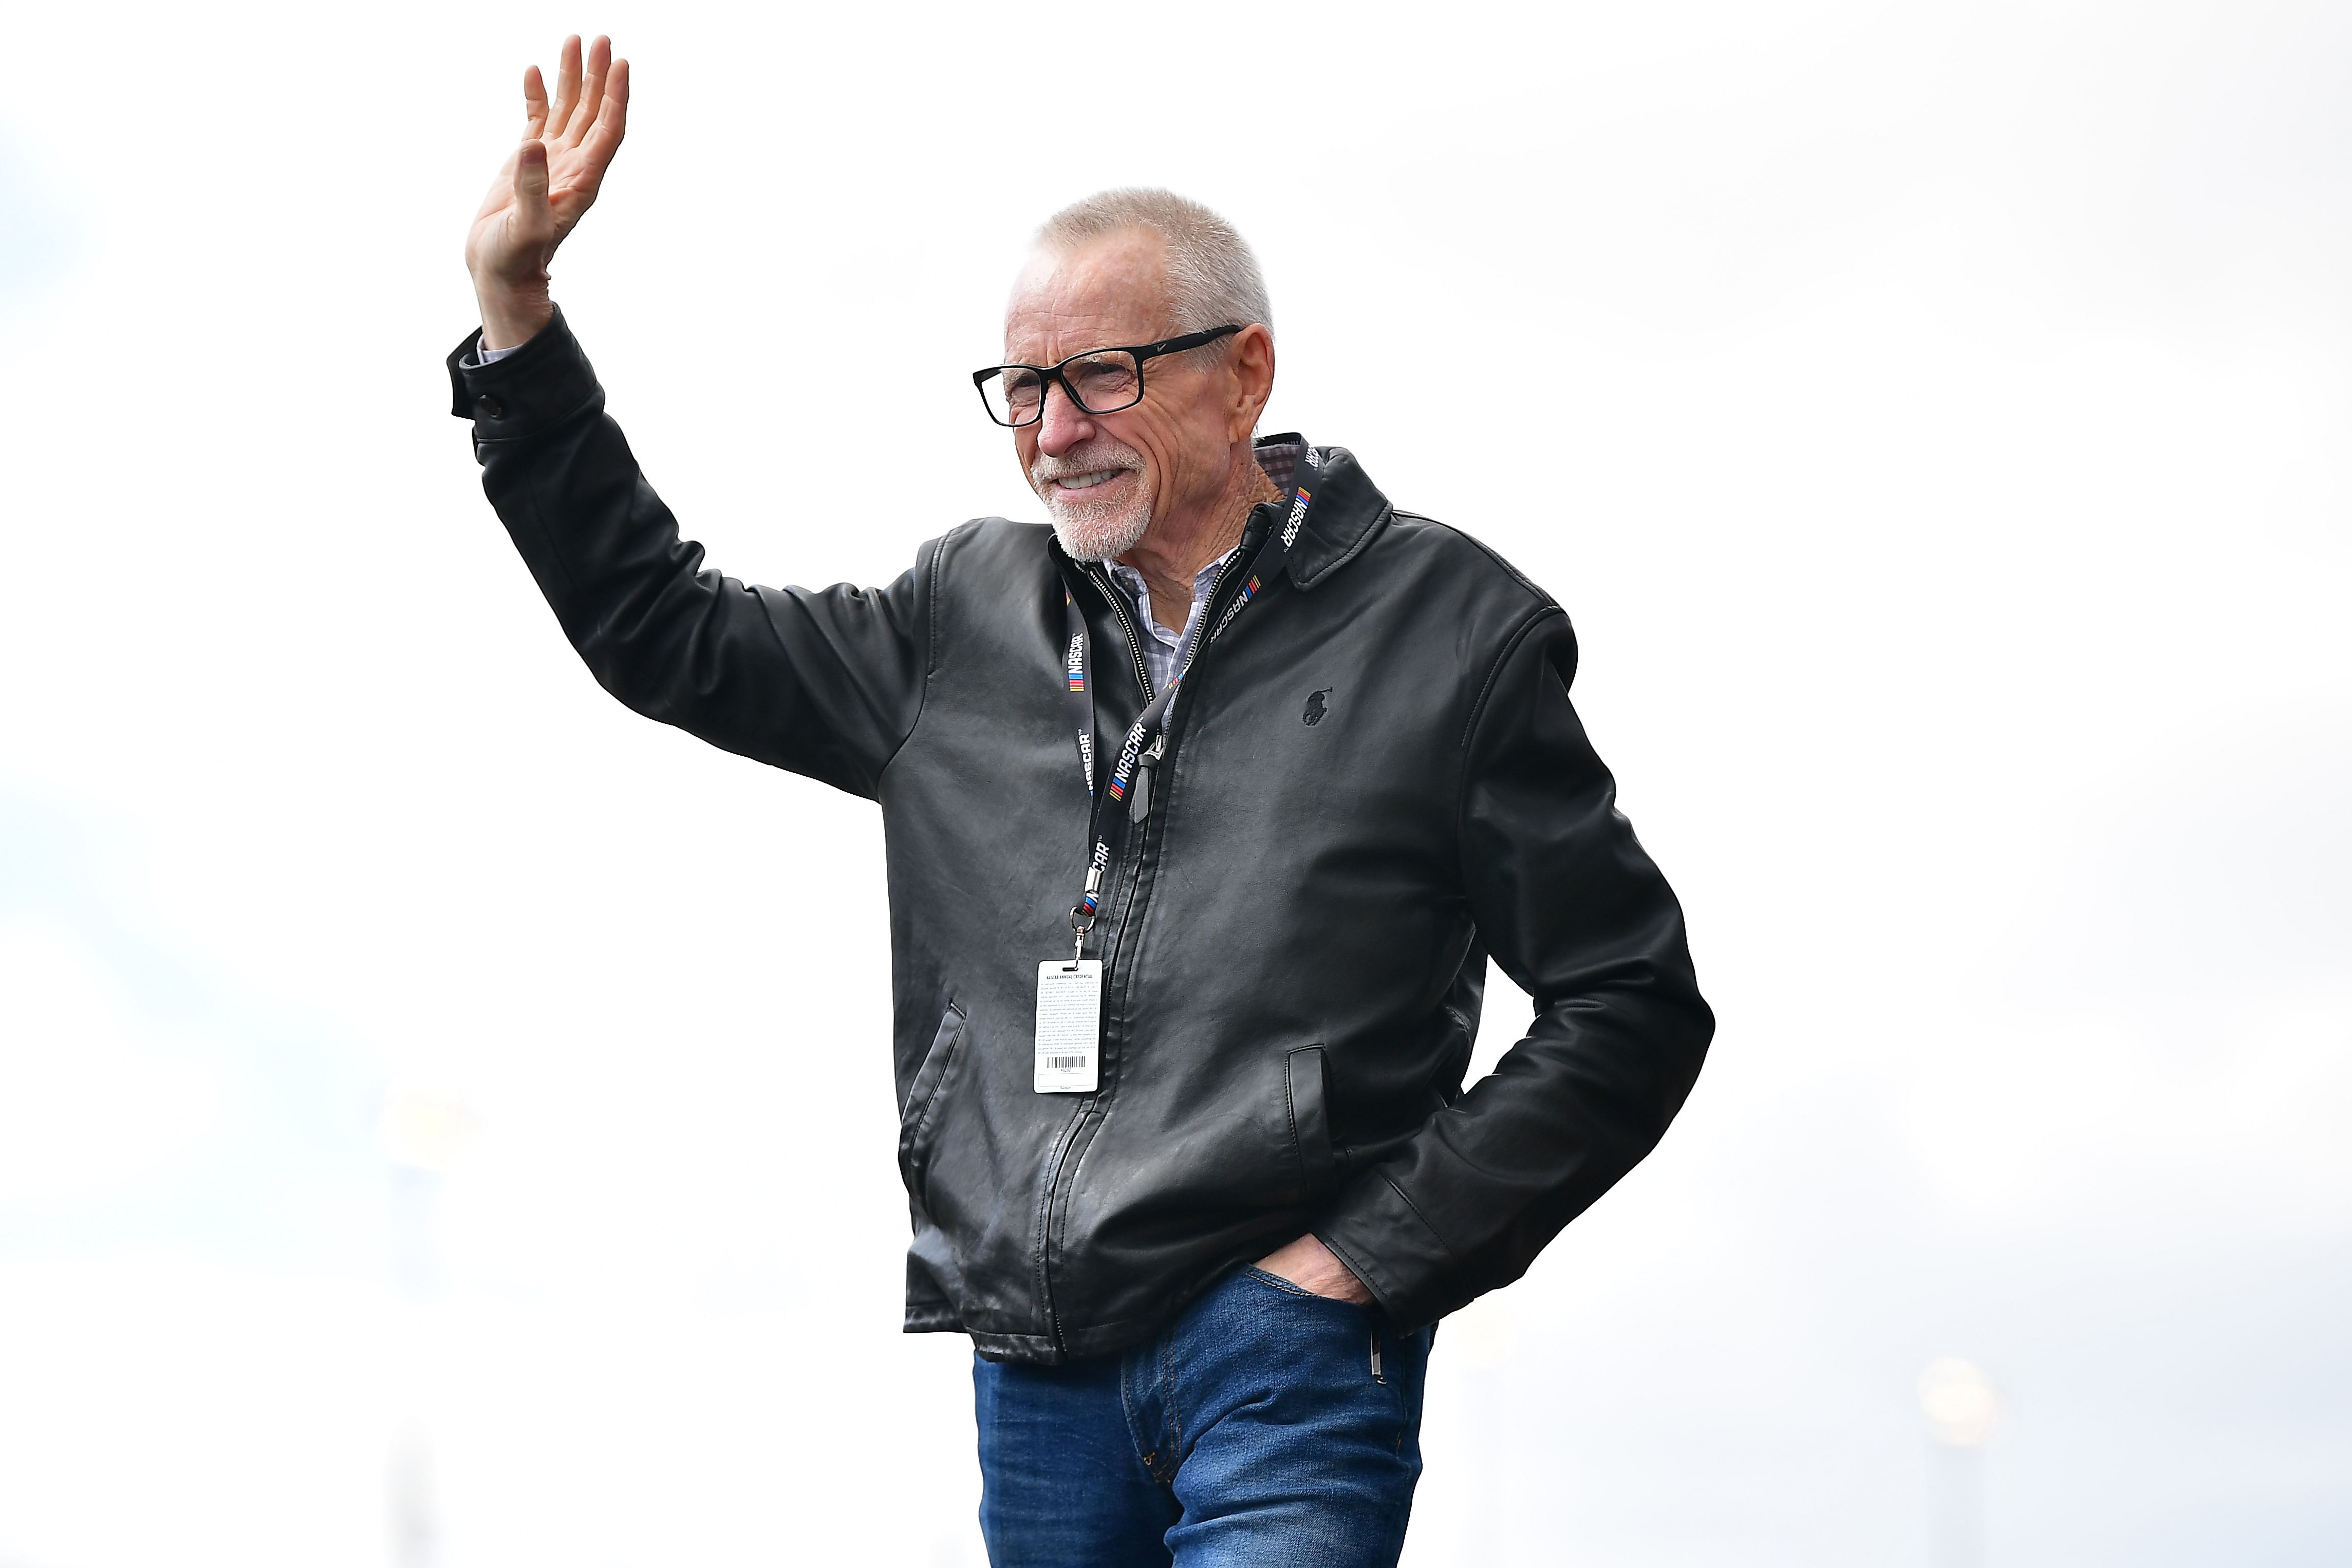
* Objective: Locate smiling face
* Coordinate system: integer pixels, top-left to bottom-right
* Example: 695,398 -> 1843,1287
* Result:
1004,229 -> 1259,562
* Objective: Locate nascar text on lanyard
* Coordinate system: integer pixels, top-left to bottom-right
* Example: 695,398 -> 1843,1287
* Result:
1033,447 -> 1323,1093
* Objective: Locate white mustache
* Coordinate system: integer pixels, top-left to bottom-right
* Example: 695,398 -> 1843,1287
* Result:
1030,448 -> 1143,494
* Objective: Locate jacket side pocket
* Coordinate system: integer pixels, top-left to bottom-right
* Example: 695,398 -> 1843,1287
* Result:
899,1003 -> 968,1205
1285,1044 -> 1337,1199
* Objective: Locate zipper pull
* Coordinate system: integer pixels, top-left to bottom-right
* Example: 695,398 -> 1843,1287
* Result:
1130,733 -> 1166,823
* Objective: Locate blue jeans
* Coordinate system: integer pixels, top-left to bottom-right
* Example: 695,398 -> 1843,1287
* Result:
972,1265 -> 1432,1567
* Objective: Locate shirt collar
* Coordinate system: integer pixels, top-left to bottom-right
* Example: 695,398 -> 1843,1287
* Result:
1104,551 -> 1238,642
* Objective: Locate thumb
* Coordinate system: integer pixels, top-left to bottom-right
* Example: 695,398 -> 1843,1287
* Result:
512,137 -> 554,247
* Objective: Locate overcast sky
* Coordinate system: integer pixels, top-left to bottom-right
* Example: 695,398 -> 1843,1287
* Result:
2,2 -> 2348,1564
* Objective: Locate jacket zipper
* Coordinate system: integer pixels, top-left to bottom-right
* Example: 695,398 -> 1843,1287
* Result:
1033,566 -> 1155,1357
1087,564 -> 1158,701
1035,549 -> 1259,1357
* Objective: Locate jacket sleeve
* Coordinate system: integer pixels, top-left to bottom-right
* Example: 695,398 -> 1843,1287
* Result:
1315,606 -> 1714,1328
448,311 -> 931,798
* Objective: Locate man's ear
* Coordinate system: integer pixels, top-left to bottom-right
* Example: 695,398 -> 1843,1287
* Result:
1226,324 -> 1276,444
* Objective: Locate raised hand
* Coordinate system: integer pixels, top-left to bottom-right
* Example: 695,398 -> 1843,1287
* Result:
465,34 -> 631,350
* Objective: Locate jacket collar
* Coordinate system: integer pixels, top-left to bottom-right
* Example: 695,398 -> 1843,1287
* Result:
1251,434 -> 1391,591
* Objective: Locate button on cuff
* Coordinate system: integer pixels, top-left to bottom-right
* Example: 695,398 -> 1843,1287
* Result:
444,307 -> 603,442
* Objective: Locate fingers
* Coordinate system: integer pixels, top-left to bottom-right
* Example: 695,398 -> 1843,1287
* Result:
572,56 -> 630,195
559,35 -> 612,148
522,63 -> 549,139
545,34 -> 584,148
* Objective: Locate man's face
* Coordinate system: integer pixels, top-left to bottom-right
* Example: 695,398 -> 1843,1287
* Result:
1004,231 -> 1245,562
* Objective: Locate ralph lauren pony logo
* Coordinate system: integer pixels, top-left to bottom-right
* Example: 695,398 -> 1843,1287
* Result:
1302,688 -> 1332,726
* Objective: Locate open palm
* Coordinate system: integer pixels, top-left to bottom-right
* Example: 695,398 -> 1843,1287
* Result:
466,35 -> 630,345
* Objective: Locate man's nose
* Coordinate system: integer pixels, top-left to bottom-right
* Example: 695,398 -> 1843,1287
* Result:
1034,380 -> 1096,457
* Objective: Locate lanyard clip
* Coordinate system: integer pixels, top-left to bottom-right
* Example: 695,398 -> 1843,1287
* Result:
1130,733 -> 1167,824
1068,903 -> 1096,967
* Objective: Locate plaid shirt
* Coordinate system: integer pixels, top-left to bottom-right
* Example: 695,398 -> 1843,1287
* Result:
1103,551 -> 1238,695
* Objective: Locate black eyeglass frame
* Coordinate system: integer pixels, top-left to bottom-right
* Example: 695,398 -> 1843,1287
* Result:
972,325 -> 1245,427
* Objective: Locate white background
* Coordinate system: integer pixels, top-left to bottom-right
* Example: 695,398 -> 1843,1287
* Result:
2,1 -> 2348,1563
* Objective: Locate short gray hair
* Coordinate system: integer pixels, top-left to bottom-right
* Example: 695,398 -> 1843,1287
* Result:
1035,188 -> 1274,341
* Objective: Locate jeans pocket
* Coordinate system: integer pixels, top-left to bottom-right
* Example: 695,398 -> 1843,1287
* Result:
1230,1269 -> 1406,1401
1241,1264 -> 1363,1308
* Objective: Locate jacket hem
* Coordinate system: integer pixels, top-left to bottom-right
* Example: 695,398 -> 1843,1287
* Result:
965,1330 -> 1068,1364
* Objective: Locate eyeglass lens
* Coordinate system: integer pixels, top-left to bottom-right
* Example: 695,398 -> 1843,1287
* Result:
986,351 -> 1144,425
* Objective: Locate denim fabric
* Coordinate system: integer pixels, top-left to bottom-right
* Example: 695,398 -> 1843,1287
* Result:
973,1265 -> 1431,1567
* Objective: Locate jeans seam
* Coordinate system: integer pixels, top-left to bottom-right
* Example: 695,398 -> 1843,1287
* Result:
1160,1326 -> 1182,1473
1117,1347 -> 1149,1482
1121,1338 -> 1179,1488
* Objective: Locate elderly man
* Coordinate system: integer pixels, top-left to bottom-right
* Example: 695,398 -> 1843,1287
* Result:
453,35 -> 1712,1568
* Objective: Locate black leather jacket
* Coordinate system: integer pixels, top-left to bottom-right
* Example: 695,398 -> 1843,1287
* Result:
449,312 -> 1713,1364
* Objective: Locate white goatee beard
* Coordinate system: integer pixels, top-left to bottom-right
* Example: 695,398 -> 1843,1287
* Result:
1030,441 -> 1152,562
1049,496 -> 1152,562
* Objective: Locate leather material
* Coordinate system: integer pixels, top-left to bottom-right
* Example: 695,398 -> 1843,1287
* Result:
451,313 -> 1714,1361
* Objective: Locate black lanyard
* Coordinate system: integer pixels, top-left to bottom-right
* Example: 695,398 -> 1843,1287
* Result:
1060,449 -> 1321,959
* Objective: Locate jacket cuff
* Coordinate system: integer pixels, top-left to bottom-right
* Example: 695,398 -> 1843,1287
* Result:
1315,1174 -> 1462,1331
444,306 -> 602,442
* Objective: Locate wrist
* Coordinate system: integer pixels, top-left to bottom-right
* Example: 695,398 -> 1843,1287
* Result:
475,283 -> 554,353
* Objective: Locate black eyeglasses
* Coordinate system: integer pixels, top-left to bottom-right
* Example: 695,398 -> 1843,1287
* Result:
972,325 -> 1243,428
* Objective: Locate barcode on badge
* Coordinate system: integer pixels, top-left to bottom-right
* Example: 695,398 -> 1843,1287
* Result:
1045,1055 -> 1088,1071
